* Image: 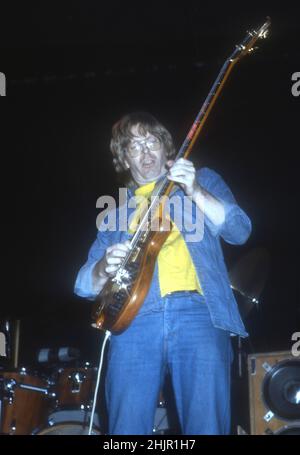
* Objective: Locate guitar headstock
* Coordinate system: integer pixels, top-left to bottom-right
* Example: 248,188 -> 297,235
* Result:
231,17 -> 271,61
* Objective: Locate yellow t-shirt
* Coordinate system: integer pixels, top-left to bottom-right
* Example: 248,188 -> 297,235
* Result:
129,181 -> 203,297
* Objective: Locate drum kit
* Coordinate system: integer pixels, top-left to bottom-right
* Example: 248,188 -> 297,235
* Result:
0,325 -> 171,436
0,363 -> 102,435
0,363 -> 175,435
0,320 -> 102,435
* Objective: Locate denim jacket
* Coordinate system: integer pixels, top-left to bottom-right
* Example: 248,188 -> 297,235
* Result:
74,167 -> 252,337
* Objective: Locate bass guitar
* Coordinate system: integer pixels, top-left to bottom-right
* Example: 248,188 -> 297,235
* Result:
92,18 -> 271,334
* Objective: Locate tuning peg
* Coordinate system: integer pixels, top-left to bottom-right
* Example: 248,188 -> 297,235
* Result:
259,29 -> 269,39
247,46 -> 259,53
236,44 -> 246,51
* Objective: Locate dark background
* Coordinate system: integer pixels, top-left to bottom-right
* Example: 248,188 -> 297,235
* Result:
0,0 -> 299,432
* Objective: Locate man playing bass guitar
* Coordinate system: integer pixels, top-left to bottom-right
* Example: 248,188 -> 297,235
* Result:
74,111 -> 252,435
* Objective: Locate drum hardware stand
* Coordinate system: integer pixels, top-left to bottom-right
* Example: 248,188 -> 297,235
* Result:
13,321 -> 20,369
1,377 -> 56,400
88,330 -> 111,435
0,320 -> 11,434
14,382 -> 51,395
0,380 -> 3,433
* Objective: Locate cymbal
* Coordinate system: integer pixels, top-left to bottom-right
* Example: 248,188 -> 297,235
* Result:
229,247 -> 270,318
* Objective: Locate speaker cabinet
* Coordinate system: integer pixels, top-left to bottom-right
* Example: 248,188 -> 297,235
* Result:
248,350 -> 300,435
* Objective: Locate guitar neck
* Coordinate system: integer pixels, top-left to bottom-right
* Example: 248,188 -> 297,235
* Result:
155,55 -> 237,200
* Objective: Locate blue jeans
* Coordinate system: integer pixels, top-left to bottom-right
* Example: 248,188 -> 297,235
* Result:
105,292 -> 233,435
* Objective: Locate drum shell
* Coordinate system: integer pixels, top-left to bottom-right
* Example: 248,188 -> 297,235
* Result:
0,370 -> 50,435
54,366 -> 97,408
34,408 -> 102,435
36,421 -> 101,435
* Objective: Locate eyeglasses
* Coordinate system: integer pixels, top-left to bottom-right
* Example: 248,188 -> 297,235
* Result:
127,136 -> 161,157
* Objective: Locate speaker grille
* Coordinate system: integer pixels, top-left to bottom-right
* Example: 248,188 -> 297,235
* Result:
262,360 -> 300,421
248,351 -> 300,435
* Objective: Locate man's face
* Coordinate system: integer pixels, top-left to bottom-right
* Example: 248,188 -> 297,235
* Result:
124,124 -> 168,186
